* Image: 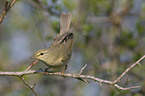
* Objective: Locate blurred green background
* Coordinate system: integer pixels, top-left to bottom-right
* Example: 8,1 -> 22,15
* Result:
0,0 -> 145,96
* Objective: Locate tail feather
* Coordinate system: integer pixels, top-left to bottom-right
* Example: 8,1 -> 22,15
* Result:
60,12 -> 71,35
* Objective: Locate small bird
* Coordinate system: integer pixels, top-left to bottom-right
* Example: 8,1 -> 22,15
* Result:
32,13 -> 73,72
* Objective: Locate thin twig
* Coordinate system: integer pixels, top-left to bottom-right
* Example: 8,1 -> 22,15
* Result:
10,0 -> 16,7
114,84 -> 140,90
113,55 -> 145,84
25,60 -> 39,71
78,64 -> 89,83
19,76 -> 38,96
0,0 -> 17,24
79,64 -> 87,74
0,1 -> 8,24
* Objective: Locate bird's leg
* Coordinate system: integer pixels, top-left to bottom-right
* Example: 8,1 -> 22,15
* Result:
61,64 -> 68,78
62,64 -> 67,73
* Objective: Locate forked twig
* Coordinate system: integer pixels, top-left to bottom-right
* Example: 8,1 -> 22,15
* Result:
19,76 -> 38,96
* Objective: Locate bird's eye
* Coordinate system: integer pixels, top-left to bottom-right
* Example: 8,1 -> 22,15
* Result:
40,53 -> 44,55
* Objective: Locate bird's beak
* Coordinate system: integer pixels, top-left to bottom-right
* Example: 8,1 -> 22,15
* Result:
31,56 -> 35,59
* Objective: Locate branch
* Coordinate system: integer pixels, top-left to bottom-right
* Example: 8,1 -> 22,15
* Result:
113,55 -> 145,84
0,69 -> 140,90
79,64 -> 87,74
0,0 -> 17,24
0,55 -> 144,94
25,60 -> 39,71
19,76 -> 38,96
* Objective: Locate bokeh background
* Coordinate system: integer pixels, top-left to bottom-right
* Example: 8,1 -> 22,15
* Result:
0,0 -> 145,96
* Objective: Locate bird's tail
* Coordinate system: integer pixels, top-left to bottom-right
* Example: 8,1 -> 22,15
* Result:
60,12 -> 71,35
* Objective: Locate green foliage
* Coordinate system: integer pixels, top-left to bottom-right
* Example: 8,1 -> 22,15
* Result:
116,31 -> 137,50
63,0 -> 75,10
82,24 -> 93,36
42,0 -> 47,5
0,0 -> 145,96
137,21 -> 145,35
111,90 -> 130,96
88,0 -> 111,15
51,20 -> 60,33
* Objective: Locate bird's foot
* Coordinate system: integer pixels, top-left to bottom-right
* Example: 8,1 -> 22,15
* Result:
45,67 -> 51,72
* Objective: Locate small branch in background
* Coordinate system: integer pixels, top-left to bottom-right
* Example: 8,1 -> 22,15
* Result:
19,76 -> 38,96
10,0 -> 16,7
0,0 -> 17,24
0,1 -> 8,24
